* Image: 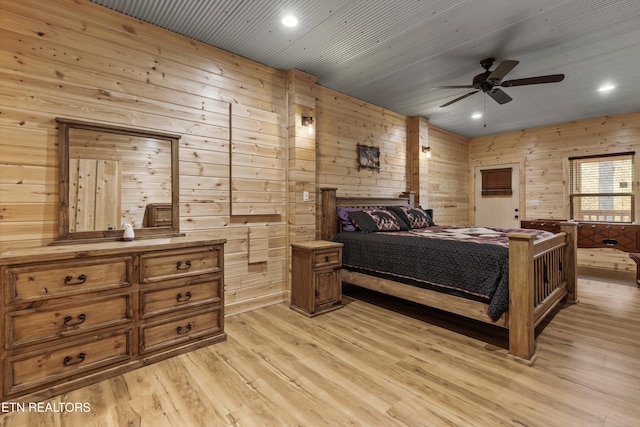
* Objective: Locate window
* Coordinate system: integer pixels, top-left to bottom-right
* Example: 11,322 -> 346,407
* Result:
481,168 -> 512,196
569,152 -> 634,222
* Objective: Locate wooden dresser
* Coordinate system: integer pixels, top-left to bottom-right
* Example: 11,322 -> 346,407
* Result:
521,219 -> 640,252
521,219 -> 640,286
0,236 -> 226,403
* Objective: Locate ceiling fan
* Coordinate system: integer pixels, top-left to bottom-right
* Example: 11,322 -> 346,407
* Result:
437,58 -> 565,108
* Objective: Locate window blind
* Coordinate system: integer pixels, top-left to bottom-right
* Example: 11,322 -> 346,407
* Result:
569,152 -> 634,222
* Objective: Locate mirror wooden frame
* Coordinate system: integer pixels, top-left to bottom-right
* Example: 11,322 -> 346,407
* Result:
55,118 -> 182,243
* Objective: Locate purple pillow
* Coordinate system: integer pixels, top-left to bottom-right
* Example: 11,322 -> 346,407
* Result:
337,207 -> 361,232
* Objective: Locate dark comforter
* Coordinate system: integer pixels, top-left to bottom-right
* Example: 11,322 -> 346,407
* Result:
333,226 -> 552,321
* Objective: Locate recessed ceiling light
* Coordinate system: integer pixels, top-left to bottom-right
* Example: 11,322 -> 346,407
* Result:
598,83 -> 615,92
282,15 -> 298,27
471,112 -> 483,119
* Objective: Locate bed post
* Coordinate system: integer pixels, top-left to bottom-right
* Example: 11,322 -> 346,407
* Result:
321,188 -> 337,241
400,191 -> 415,207
506,232 -> 536,364
559,222 -> 578,303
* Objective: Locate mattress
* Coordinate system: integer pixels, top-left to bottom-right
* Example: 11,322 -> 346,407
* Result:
332,225 -> 553,321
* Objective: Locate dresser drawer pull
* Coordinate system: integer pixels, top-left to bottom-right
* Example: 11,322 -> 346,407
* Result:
176,261 -> 192,270
325,255 -> 330,262
176,323 -> 192,335
63,352 -> 86,366
64,274 -> 87,286
63,313 -> 87,327
176,291 -> 192,302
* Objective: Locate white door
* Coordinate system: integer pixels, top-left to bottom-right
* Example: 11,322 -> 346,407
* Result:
474,163 -> 520,228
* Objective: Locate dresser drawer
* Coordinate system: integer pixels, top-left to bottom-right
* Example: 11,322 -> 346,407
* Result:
6,330 -> 132,396
140,308 -> 223,353
6,295 -> 132,348
521,220 -> 562,233
5,257 -> 131,303
313,248 -> 342,269
140,277 -> 222,318
141,247 -> 221,283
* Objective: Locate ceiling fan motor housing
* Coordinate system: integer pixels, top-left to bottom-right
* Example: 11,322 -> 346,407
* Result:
480,57 -> 496,70
473,71 -> 494,91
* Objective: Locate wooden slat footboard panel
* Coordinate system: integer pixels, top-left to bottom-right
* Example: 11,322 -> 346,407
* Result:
532,235 -> 568,325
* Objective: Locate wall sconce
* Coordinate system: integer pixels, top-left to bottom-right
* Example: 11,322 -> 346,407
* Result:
302,116 -> 314,135
421,145 -> 432,159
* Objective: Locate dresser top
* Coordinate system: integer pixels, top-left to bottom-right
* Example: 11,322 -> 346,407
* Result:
0,235 -> 226,265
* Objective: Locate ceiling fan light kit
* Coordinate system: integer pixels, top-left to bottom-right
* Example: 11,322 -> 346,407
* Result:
438,58 -> 565,108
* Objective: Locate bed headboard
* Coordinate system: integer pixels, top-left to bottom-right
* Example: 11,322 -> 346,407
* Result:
321,188 -> 419,240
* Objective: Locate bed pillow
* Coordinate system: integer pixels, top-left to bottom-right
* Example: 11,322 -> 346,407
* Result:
386,206 -> 434,229
347,209 -> 409,232
337,207 -> 362,232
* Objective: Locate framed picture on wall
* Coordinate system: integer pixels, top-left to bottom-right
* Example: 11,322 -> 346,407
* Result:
357,144 -> 380,172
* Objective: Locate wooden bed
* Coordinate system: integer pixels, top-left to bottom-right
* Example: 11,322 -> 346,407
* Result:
320,188 -> 578,365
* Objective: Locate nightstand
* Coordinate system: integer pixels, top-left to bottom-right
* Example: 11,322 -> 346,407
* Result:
290,240 -> 343,317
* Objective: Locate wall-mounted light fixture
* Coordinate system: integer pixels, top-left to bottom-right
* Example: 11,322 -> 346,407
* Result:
421,145 -> 432,159
302,116 -> 314,134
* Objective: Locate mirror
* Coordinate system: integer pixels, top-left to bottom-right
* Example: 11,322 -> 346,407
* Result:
56,118 -> 181,242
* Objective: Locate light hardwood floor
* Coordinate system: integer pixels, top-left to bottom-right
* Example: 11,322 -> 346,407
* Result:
1,275 -> 639,427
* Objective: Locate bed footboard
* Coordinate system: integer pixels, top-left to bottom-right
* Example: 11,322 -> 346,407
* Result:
507,222 -> 577,364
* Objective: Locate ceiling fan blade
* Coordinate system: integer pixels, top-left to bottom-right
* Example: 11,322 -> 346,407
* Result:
439,90 -> 479,108
434,85 -> 475,89
488,88 -> 512,104
501,74 -> 565,87
487,60 -> 519,82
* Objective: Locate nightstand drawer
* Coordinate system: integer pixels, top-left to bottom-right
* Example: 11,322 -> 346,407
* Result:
6,295 -> 132,348
6,331 -> 132,395
313,249 -> 342,268
141,247 -> 221,283
6,257 -> 131,303
140,308 -> 223,353
140,277 -> 222,318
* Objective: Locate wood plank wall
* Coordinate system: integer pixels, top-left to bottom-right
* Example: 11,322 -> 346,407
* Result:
1,0 -> 635,319
469,112 -> 640,274
286,70 -> 318,245
231,103 -> 286,216
406,117 -> 470,226
0,0 -> 289,315
407,116 -> 425,207
423,124 -> 470,226
315,87 -> 409,198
